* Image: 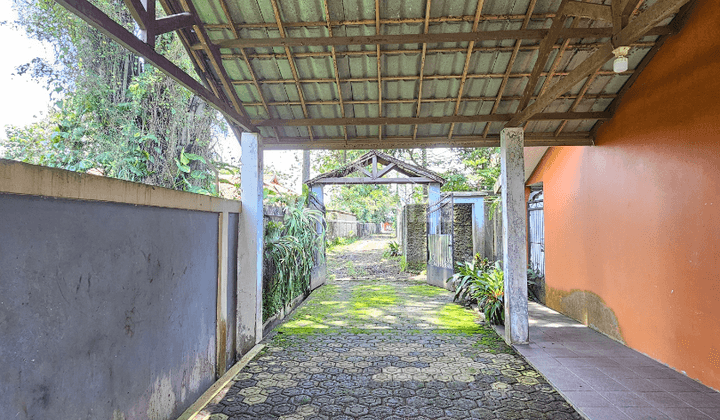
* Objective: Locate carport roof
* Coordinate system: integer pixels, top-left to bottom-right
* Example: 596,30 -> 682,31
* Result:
58,0 -> 697,149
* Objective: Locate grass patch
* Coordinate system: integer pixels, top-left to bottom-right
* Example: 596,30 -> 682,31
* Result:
326,235 -> 358,252
405,284 -> 447,297
434,303 -> 482,333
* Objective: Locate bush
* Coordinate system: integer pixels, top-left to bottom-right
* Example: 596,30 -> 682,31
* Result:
386,241 -> 401,257
263,197 -> 324,321
448,257 -> 504,325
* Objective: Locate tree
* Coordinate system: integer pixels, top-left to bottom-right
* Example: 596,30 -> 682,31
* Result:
3,0 -> 225,194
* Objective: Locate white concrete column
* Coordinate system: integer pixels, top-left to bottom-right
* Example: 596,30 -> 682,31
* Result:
309,184 -> 326,290
469,198 -> 485,257
500,127 -> 529,344
428,183 -> 441,235
238,132 -> 264,350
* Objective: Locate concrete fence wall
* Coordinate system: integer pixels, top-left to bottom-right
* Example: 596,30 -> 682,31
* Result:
326,220 -> 381,241
0,160 -> 252,420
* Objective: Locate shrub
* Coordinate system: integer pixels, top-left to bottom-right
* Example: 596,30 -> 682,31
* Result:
263,198 -> 324,321
448,256 -> 504,325
386,241 -> 401,257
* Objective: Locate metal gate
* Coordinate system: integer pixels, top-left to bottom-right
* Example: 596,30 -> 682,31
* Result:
427,195 -> 454,286
528,190 -> 545,276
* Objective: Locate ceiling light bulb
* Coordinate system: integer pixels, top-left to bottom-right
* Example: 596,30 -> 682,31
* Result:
613,56 -> 628,73
612,46 -> 631,73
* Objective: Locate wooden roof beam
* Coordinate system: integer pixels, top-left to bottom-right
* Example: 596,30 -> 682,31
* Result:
322,0 -> 348,143
212,27 -> 671,49
447,0 -> 486,140
269,0 -> 314,141
411,0 -> 433,142
55,0 -> 256,131
262,134 -> 594,150
481,0 -> 536,139
224,40 -> 656,60
507,0 -> 691,128
254,112 -> 609,127
565,1 -> 612,22
516,0 -> 571,112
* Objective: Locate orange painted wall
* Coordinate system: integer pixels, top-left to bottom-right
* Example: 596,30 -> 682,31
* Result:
527,0 -> 720,390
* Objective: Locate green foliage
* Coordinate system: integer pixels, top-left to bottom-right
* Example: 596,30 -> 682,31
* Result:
448,257 -> 504,325
441,148 -> 501,192
526,266 -> 543,303
326,235 -> 358,251
263,196 -> 325,321
386,241 -> 401,257
4,0 -> 224,194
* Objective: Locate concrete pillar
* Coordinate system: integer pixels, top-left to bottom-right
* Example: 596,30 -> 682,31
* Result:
428,183 -> 441,235
310,184 -> 326,290
238,132 -> 264,350
500,127 -> 529,344
467,197 -> 485,258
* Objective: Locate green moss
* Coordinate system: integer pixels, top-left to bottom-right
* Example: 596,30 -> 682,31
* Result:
405,284 -> 447,297
434,303 -> 482,333
352,284 -> 398,308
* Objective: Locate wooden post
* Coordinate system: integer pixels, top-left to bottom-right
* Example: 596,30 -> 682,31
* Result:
215,211 -> 229,377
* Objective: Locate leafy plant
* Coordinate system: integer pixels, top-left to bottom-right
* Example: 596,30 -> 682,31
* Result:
386,241 -> 401,257
447,256 -> 505,325
526,266 -> 544,303
263,194 -> 325,321
477,262 -> 505,325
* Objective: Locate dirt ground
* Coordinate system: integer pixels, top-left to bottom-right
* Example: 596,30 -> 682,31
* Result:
326,234 -> 420,282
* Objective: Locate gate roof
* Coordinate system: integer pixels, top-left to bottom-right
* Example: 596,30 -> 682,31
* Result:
306,150 -> 445,185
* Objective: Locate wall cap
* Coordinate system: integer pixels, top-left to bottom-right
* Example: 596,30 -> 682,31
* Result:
0,159 -> 241,213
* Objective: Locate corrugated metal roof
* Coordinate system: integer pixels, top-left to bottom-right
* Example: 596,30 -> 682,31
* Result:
179,0 -> 690,149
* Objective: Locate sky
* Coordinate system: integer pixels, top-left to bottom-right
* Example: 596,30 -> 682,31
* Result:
0,0 -> 54,138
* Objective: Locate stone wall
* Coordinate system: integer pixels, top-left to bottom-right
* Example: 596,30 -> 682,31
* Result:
402,204 -> 427,272
452,203 -> 474,264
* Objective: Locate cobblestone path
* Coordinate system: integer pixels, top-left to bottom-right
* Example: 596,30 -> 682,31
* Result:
199,236 -> 581,420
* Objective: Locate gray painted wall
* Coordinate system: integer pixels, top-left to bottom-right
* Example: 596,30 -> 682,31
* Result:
0,193 -> 222,420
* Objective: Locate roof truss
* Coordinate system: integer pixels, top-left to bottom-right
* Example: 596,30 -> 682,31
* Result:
54,0 -> 697,150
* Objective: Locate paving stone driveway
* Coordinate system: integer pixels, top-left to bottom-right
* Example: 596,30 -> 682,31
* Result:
200,238 -> 581,420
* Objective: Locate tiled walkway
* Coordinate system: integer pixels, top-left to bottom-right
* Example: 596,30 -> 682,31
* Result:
511,302 -> 720,420
192,237 -> 582,419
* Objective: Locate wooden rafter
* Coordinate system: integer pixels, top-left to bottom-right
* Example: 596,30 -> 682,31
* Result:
229,70 -> 632,86
516,0 -> 571,113
224,40 -> 656,61
481,0 -> 537,139
447,0 -> 485,140
236,93 -> 617,108
507,0 -> 691,127
411,0 -> 432,142
212,26 -> 671,49
254,112 -> 609,127
554,72 -> 598,137
213,0 -> 281,142
375,0 -> 382,142
54,0 -> 255,131
269,0 -> 314,141
322,0 -> 348,143
264,134 -> 594,151
204,12 -> 576,31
